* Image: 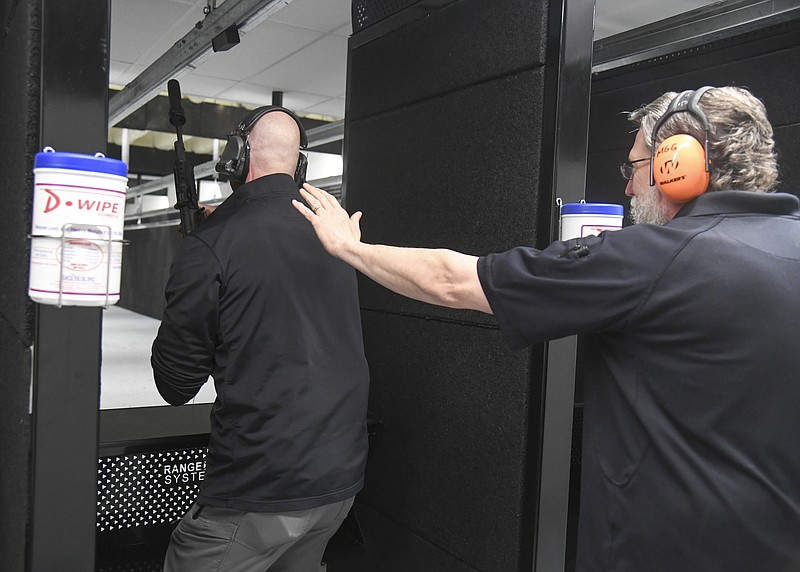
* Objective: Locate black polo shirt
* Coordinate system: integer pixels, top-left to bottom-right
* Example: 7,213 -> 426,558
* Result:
152,173 -> 370,512
478,191 -> 800,571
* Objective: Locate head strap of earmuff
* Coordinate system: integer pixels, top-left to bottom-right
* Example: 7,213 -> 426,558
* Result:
237,106 -> 308,149
649,86 -> 713,187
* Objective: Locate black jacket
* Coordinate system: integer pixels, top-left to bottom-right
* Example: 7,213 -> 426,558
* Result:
480,191 -> 800,571
152,173 -> 370,512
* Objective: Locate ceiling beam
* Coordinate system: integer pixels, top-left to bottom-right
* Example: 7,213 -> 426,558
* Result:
108,0 -> 297,127
592,0 -> 800,73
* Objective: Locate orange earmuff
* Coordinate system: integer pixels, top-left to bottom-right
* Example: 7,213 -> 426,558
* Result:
649,87 -> 714,204
652,133 -> 710,202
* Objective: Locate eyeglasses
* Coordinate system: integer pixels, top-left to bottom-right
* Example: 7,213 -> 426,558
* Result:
618,157 -> 650,180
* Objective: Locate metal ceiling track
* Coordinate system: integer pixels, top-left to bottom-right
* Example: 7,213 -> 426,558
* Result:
108,0 -> 297,127
592,0 -> 800,73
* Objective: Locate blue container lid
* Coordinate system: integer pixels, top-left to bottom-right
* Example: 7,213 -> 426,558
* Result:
561,202 -> 623,216
34,150 -> 128,178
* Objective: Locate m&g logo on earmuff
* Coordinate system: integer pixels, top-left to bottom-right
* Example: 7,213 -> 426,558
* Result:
655,141 -> 683,177
655,141 -> 680,161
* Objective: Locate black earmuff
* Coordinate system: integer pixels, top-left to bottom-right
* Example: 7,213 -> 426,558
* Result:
215,105 -> 308,188
649,86 -> 713,203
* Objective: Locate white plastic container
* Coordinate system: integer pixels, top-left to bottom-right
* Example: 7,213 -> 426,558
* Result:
29,149 -> 128,306
32,148 -> 128,240
560,202 -> 623,241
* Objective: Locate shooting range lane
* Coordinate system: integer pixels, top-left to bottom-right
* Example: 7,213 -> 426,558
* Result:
100,306 -> 215,409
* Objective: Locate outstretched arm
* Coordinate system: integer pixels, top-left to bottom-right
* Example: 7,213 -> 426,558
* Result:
292,184 -> 492,314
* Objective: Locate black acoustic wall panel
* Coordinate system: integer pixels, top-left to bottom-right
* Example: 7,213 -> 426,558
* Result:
352,0 -> 430,33
348,68 -> 546,323
348,1 -> 548,120
586,20 -> 800,209
346,0 -> 551,325
0,2 -> 38,570
356,313 -> 542,572
342,1 -> 565,570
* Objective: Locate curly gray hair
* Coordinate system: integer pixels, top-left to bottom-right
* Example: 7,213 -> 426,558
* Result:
628,86 -> 778,193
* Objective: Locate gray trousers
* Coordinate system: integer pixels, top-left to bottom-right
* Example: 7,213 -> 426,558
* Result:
163,497 -> 354,572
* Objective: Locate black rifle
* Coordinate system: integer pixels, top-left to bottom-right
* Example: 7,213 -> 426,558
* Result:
168,79 -> 202,236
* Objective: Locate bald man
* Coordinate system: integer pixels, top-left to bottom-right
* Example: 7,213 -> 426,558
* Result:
153,108 -> 369,572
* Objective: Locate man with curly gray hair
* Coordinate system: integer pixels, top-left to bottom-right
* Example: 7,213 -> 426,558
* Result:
294,86 -> 800,571
624,86 -> 779,225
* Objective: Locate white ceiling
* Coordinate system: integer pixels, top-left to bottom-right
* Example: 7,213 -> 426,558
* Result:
110,0 -> 717,122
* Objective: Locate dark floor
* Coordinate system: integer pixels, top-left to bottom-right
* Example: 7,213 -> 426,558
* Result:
96,539 -> 168,572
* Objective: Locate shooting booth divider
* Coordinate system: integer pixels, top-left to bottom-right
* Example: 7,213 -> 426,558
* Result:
334,1 -> 593,570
